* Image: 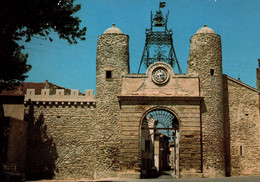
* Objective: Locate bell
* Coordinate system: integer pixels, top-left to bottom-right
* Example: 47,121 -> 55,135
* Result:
155,19 -> 163,27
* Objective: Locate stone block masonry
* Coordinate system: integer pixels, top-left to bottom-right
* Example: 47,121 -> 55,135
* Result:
188,29 -> 225,177
17,24 -> 260,181
223,75 -> 260,176
24,89 -> 96,179
95,29 -> 130,178
118,96 -> 203,177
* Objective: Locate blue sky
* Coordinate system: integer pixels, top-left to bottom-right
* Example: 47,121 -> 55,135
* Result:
22,0 -> 260,92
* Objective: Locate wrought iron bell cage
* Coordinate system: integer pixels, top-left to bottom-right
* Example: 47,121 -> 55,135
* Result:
138,6 -> 182,74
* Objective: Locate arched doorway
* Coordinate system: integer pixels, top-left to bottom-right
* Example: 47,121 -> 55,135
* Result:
141,108 -> 179,178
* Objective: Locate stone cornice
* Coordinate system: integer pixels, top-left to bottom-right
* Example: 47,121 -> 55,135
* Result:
117,95 -> 203,102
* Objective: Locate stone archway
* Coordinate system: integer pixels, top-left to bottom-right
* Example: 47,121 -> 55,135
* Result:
140,108 -> 179,178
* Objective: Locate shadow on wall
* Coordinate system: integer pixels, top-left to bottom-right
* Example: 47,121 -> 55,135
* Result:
223,78 -> 231,177
0,105 -> 8,169
24,101 -> 58,180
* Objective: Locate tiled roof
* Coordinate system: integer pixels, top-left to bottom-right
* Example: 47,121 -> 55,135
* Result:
0,80 -> 84,96
0,82 -> 46,96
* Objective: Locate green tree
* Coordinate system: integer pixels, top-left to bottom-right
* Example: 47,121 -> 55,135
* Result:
0,0 -> 86,92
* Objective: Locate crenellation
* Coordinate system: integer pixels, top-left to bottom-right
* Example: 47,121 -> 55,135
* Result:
3,21 -> 259,181
71,89 -> 79,96
27,88 -> 35,95
41,89 -> 49,96
25,89 -> 95,103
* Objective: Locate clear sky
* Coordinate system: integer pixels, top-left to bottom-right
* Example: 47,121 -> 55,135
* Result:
22,0 -> 260,92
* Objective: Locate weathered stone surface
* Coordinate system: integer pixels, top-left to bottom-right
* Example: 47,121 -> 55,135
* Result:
188,32 -> 225,177
223,75 -> 260,176
24,104 -> 96,179
118,94 -> 202,176
19,25 -> 260,180
95,32 -> 129,178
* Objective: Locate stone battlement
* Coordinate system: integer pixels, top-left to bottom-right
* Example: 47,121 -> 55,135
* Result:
24,89 -> 95,106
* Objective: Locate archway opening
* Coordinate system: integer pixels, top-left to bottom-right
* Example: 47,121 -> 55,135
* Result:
141,109 -> 179,178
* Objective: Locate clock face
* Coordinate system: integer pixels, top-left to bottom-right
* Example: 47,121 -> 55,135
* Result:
152,67 -> 169,84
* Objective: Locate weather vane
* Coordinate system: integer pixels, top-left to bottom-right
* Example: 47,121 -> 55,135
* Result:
138,1 -> 182,73
159,1 -> 166,9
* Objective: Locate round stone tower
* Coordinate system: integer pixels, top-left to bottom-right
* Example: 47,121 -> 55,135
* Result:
187,25 -> 225,177
95,24 -> 129,178
96,24 -> 129,96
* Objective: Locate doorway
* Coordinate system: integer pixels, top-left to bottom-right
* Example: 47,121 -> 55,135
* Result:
141,108 -> 179,179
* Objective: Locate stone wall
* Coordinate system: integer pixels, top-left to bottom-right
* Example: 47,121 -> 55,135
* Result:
119,62 -> 203,178
24,90 -> 96,180
188,32 -> 225,177
18,26 -> 260,181
223,75 -> 260,176
118,97 -> 202,178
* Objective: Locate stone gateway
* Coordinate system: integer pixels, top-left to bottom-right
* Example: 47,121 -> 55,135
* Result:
21,24 -> 260,179
1,14 -> 260,181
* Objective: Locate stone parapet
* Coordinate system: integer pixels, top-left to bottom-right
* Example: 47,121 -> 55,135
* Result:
25,89 -> 95,105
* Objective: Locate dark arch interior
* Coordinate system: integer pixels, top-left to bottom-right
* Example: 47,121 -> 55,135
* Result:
141,109 -> 179,178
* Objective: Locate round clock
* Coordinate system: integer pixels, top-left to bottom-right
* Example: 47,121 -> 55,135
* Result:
152,67 -> 169,85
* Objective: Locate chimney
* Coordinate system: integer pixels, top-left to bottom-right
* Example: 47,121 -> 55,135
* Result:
45,80 -> 49,89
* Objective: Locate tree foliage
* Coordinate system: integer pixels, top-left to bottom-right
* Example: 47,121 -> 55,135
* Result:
0,0 -> 86,92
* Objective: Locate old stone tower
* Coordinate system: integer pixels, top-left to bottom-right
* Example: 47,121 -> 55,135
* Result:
188,25 -> 225,177
4,10 -> 259,181
95,24 -> 129,177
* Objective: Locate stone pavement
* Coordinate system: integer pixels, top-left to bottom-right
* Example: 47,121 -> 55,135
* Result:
27,175 -> 260,182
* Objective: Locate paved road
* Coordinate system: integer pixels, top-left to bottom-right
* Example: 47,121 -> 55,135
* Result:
28,175 -> 260,182
107,175 -> 260,182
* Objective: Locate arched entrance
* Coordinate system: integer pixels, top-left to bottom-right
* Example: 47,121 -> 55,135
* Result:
141,108 -> 179,178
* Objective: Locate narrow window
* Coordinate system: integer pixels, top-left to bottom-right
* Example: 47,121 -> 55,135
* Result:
210,69 -> 214,76
106,70 -> 112,79
240,145 -> 242,156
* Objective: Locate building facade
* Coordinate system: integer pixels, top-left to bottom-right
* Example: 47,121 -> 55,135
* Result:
20,24 -> 260,179
1,23 -> 260,180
